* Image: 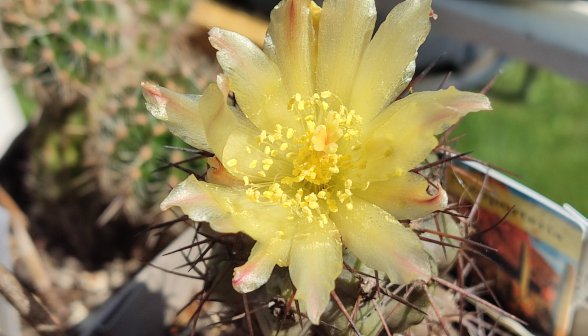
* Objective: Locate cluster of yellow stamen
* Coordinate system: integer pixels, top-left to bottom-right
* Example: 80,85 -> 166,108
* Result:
238,91 -> 363,226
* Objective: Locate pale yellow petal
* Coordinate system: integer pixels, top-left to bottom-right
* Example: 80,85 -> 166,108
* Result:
142,82 -> 211,152
199,83 -> 246,157
289,220 -> 342,324
208,28 -> 296,131
142,82 -> 241,156
316,0 -> 376,102
331,198 -> 432,284
267,0 -> 316,97
221,130 -> 292,183
161,175 -> 291,242
350,0 -> 432,121
354,174 -> 447,220
352,87 -> 491,182
233,239 -> 291,293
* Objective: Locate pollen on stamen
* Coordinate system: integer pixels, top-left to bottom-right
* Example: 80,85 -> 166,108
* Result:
286,128 -> 295,139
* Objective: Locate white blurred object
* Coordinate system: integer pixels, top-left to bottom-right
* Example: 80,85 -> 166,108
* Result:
0,64 -> 25,158
0,206 -> 22,336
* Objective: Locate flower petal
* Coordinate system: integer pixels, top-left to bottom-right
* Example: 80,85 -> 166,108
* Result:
354,174 -> 447,220
353,87 -> 491,182
316,0 -> 376,102
289,220 -> 342,324
233,239 -> 291,293
350,0 -> 432,121
142,82 -> 210,152
161,175 -> 291,242
221,130 -> 292,184
142,82 -> 240,156
331,198 -> 432,284
208,28 -> 296,131
267,0 -> 317,97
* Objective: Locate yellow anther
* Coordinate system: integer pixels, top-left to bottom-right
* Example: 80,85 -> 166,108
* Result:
243,176 -> 250,185
271,150 -> 278,157
302,206 -> 313,222
258,171 -> 267,177
325,143 -> 338,154
320,91 -> 332,99
344,179 -> 353,189
329,166 -> 340,174
346,202 -> 354,210
297,100 -> 305,110
327,199 -> 338,212
286,128 -> 295,139
249,160 -> 258,169
264,146 -> 271,155
280,143 -> 289,151
246,146 -> 252,154
226,159 -> 238,167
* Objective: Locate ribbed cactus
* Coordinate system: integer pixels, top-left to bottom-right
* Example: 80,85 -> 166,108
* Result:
0,0 -> 217,228
0,0 -> 218,265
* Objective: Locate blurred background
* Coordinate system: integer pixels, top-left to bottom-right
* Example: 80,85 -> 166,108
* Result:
0,0 -> 587,334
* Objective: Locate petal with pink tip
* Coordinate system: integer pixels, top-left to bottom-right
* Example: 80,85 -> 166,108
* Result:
350,0 -> 432,121
331,198 -> 432,284
142,82 -> 211,152
161,175 -> 291,242
233,239 -> 292,293
354,174 -> 447,220
209,28 -> 297,131
353,87 -> 491,183
289,220 -> 342,324
142,82 -> 240,157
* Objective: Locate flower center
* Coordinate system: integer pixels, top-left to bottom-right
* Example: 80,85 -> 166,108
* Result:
242,92 -> 363,226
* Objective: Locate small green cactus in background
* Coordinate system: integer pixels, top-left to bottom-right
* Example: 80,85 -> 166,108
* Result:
0,0 -> 214,223
0,0 -> 214,259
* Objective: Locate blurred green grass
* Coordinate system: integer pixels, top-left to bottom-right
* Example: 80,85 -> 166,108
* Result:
455,60 -> 588,215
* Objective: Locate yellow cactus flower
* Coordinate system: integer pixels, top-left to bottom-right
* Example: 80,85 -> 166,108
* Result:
143,0 -> 491,324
